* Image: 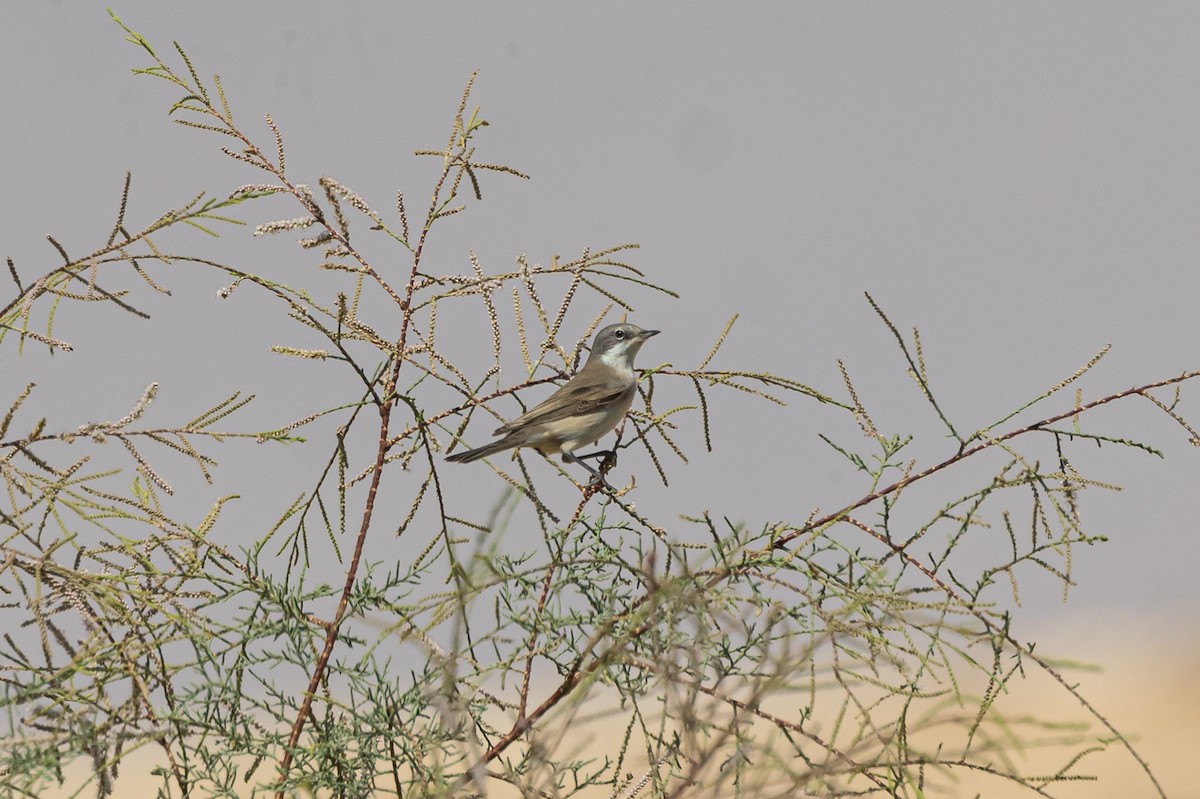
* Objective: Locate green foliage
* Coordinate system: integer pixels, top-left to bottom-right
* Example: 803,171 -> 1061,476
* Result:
1,13 -> 1194,799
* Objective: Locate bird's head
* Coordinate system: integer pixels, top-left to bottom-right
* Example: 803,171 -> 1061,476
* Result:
589,323 -> 660,372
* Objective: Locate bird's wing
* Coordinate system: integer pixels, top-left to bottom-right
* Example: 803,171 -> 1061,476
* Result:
493,370 -> 631,435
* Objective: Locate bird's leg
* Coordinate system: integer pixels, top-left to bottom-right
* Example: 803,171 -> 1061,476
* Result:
563,451 -> 609,486
573,449 -> 614,462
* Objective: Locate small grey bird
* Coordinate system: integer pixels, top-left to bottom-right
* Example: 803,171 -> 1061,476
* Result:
446,323 -> 659,480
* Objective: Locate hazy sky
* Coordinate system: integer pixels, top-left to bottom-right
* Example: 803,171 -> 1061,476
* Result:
4,4 -> 1197,656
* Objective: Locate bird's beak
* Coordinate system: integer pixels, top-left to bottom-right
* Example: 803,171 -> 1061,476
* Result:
640,329 -> 661,339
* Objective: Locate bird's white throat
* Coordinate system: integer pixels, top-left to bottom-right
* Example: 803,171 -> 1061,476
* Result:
597,345 -> 638,379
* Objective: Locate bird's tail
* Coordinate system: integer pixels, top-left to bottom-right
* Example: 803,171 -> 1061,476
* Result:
445,436 -> 517,463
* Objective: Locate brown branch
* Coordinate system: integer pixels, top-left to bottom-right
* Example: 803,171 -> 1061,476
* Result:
274,398 -> 393,794
272,75 -> 488,796
771,369 -> 1200,550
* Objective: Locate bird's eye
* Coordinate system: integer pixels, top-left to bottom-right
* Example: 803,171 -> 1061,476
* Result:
614,329 -> 625,339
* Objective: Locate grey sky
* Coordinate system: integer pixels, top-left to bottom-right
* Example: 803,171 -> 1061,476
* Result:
4,2 -> 1197,650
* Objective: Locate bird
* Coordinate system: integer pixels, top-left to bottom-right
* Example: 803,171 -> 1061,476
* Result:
446,323 -> 660,481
